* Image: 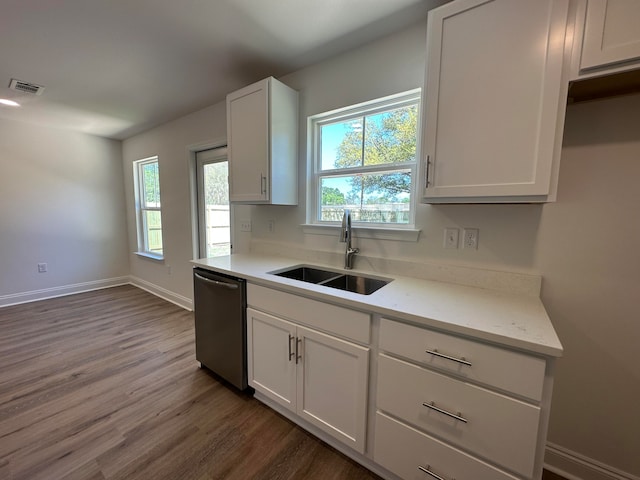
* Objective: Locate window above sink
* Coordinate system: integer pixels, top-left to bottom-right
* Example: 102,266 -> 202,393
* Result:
307,89 -> 421,232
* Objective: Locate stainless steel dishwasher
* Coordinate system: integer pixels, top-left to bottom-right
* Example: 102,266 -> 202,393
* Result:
193,267 -> 247,390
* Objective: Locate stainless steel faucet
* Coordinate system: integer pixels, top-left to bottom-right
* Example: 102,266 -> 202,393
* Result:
340,209 -> 359,270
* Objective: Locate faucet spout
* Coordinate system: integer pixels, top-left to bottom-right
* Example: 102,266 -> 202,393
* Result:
340,210 -> 359,269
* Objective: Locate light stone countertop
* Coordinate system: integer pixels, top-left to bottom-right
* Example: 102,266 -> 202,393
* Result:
192,253 -> 563,357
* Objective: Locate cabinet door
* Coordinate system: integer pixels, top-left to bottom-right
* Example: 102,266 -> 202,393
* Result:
227,80 -> 269,202
581,0 -> 640,70
296,325 -> 369,454
422,0 -> 568,202
247,308 -> 296,412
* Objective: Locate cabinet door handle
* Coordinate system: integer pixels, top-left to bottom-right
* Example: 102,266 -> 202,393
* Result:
260,174 -> 267,195
424,155 -> 431,187
288,334 -> 295,361
295,337 -> 302,364
425,348 -> 472,367
422,401 -> 467,423
418,465 -> 449,480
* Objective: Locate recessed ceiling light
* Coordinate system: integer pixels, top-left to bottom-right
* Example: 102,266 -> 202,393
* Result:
0,99 -> 20,107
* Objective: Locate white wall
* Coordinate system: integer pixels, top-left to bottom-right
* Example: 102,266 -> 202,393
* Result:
119,21 -> 639,479
250,22 -> 544,273
121,102 -> 252,307
0,118 -> 129,304
535,93 -> 640,477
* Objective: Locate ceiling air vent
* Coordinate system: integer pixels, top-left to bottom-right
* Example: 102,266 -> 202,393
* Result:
9,78 -> 45,95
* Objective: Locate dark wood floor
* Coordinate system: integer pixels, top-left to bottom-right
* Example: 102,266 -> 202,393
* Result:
0,285 -> 566,480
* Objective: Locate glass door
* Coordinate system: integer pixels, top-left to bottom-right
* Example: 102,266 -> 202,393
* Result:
196,147 -> 231,258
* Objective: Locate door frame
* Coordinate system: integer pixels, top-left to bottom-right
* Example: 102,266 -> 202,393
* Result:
187,139 -> 233,260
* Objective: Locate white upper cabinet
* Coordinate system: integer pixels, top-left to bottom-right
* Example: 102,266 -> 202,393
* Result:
421,0 -> 570,203
227,77 -> 298,204
579,0 -> 640,73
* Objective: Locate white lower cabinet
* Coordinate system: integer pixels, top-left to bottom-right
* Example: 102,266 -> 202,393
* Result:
374,412 -> 519,480
375,318 -> 553,480
377,354 -> 540,478
247,307 -> 369,453
246,284 -> 554,480
248,308 -> 297,410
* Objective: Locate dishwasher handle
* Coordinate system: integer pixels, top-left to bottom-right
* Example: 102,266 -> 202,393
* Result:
194,272 -> 239,290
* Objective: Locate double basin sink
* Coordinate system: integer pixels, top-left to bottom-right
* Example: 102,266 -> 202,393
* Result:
271,265 -> 391,295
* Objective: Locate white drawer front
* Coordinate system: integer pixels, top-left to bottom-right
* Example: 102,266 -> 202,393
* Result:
248,284 -> 370,344
374,412 -> 519,480
379,318 -> 545,401
377,354 -> 540,478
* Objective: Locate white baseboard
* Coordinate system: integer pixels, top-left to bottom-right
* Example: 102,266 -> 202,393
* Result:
0,276 -> 194,311
0,277 -> 130,308
545,442 -> 639,480
129,276 -> 193,311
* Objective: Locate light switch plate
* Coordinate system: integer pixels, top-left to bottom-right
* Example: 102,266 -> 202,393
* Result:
443,228 -> 459,249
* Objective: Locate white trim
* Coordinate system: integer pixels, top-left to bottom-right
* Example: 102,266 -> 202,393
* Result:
129,276 -> 193,311
0,276 -> 193,311
0,277 -> 130,308
134,251 -> 164,261
311,88 -> 422,123
301,223 -> 421,242
186,138 -> 232,260
133,155 -> 163,256
194,146 -> 231,259
545,442 -> 639,480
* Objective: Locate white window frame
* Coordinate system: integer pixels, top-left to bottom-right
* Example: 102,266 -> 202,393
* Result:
307,89 -> 421,237
133,156 -> 163,260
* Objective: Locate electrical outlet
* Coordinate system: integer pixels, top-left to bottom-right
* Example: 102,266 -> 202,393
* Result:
443,228 -> 459,249
37,262 -> 48,273
463,228 -> 479,250
166,265 -> 172,275
267,220 -> 275,233
240,220 -> 252,232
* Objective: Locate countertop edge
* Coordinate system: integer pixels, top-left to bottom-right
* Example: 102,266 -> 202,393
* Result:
191,256 -> 563,358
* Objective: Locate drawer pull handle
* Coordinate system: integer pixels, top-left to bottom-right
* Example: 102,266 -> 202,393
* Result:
425,349 -> 471,367
418,465 -> 452,480
288,334 -> 295,361
422,401 -> 468,423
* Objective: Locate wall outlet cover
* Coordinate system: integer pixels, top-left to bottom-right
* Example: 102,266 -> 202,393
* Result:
463,228 -> 479,250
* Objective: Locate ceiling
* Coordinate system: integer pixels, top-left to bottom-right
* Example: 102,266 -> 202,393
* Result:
0,0 -> 447,140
